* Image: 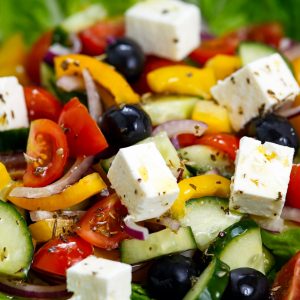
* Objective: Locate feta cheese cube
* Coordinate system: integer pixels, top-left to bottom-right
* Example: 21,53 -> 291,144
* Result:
0,76 -> 29,131
125,0 -> 200,61
230,136 -> 294,218
67,255 -> 132,300
107,142 -> 179,222
211,54 -> 299,131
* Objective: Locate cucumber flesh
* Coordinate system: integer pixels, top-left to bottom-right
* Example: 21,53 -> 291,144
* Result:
120,227 -> 196,264
180,197 -> 241,250
178,145 -> 234,178
0,128 -> 29,153
208,219 -> 265,274
142,95 -> 199,126
183,258 -> 229,300
263,246 -> 275,274
0,201 -> 33,278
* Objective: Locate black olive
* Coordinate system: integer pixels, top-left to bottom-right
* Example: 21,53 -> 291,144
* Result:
222,267 -> 270,300
147,254 -> 199,300
105,37 -> 145,81
245,114 -> 299,152
99,104 -> 152,148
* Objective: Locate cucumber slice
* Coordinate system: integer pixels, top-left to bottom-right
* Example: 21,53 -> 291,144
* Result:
142,95 -> 199,126
183,258 -> 229,300
208,219 -> 265,274
0,128 -> 29,153
0,201 -> 33,278
120,227 -> 196,264
263,246 -> 275,274
180,197 -> 241,250
178,145 -> 234,178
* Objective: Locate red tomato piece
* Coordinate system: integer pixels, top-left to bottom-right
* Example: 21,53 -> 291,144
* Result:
23,119 -> 69,187
196,133 -> 239,161
24,86 -> 62,122
58,98 -> 108,157
79,19 -> 125,56
25,31 -> 52,84
76,194 -> 128,250
32,236 -> 93,277
272,252 -> 300,300
286,165 -> 300,209
176,133 -> 198,148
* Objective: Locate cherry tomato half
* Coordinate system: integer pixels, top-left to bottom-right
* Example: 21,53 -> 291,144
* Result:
32,236 -> 93,277
58,98 -> 108,157
196,133 -> 240,161
23,119 -> 69,187
286,165 -> 300,209
272,251 -> 300,300
76,194 -> 128,250
24,86 -> 62,122
79,18 -> 125,56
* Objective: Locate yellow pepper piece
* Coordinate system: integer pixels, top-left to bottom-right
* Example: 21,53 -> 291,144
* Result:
292,57 -> 300,85
29,219 -> 75,243
170,174 -> 231,219
0,163 -> 20,201
205,55 -> 241,80
147,66 -> 216,99
8,173 -> 106,211
54,54 -> 139,106
192,100 -> 232,133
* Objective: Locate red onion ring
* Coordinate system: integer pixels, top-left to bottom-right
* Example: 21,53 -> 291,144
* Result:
124,215 -> 149,240
276,105 -> 300,119
281,206 -> 300,223
152,120 -> 207,138
251,215 -> 284,233
70,33 -> 82,53
82,68 -> 103,121
158,217 -> 181,231
283,43 -> 300,61
0,278 -> 70,299
9,156 -> 94,199
56,75 -> 85,92
30,210 -> 86,222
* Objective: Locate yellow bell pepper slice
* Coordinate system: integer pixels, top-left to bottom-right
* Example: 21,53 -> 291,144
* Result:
292,57 -> 300,85
54,54 -> 139,106
0,163 -> 21,201
192,100 -> 232,133
170,174 -> 231,219
8,172 -> 106,211
147,66 -> 216,99
205,55 -> 241,80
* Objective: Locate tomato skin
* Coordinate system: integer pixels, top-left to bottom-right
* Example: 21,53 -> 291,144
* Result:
196,133 -> 240,161
76,194 -> 128,250
286,165 -> 300,209
79,19 -> 125,56
32,236 -> 93,277
177,133 -> 198,148
58,98 -> 108,157
272,252 -> 300,300
23,119 -> 69,187
25,31 -> 52,84
24,86 -> 62,122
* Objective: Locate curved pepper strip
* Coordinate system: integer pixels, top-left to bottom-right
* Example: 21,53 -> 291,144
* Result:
54,54 -> 139,106
170,174 -> 231,219
147,65 -> 216,99
8,172 -> 106,211
0,163 -> 21,201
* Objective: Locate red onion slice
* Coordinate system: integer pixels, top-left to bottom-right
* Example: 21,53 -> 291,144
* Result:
158,217 -> 181,231
82,68 -> 103,121
251,215 -> 284,233
276,105 -> 300,119
9,156 -> 94,199
124,215 -> 149,240
0,278 -> 70,299
30,210 -> 86,222
281,206 -> 300,223
283,43 -> 300,61
70,33 -> 82,53
56,75 -> 85,92
44,43 -> 71,65
152,120 -> 207,138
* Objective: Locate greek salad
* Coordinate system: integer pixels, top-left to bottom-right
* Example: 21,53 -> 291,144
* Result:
1,0 -> 300,299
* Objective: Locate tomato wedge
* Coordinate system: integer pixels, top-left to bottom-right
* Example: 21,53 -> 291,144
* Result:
196,133 -> 240,161
23,119 -> 69,187
24,86 -> 62,122
286,165 -> 300,209
76,194 -> 128,250
32,236 -> 93,277
58,98 -> 108,157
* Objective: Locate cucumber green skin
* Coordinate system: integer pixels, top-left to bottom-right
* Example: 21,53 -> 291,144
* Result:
263,246 -> 275,274
0,128 -> 29,153
0,201 -> 33,278
120,227 -> 197,265
183,258 -> 229,300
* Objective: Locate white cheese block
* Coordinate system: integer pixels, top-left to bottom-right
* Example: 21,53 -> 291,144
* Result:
0,76 -> 29,131
211,54 -> 299,131
107,142 -> 179,222
67,255 -> 132,300
230,136 -> 294,218
125,0 -> 201,61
